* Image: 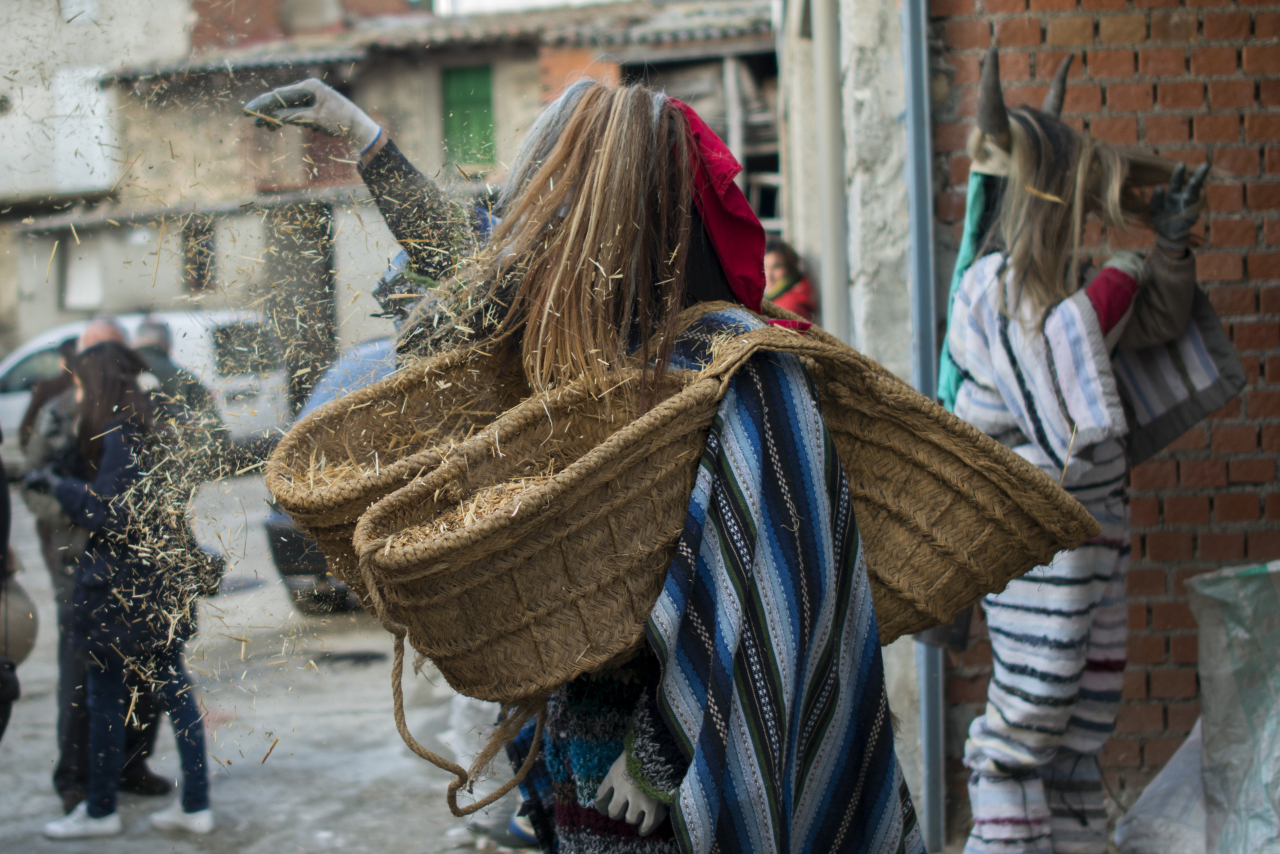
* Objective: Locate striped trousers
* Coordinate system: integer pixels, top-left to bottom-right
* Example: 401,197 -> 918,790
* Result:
963,492 -> 1128,854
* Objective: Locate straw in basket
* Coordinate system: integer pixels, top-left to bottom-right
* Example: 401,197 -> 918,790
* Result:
265,347 -> 529,597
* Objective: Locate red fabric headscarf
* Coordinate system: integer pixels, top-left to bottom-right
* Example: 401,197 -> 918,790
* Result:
671,99 -> 766,313
670,99 -> 810,332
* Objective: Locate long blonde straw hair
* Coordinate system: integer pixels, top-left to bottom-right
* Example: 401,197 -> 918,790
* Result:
969,107 -> 1179,322
402,81 -> 693,401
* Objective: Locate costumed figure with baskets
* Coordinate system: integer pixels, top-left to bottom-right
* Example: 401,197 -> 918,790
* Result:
937,48 -> 1245,854
251,78 -> 1103,853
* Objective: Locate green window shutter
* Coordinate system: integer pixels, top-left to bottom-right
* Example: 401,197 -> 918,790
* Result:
443,66 -> 494,167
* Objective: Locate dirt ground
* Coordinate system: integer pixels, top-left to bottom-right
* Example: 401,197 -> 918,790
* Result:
0,476 -> 494,854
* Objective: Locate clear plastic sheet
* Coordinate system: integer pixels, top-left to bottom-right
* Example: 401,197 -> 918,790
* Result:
1187,560 -> 1280,854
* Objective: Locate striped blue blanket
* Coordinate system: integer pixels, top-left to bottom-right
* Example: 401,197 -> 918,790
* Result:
513,307 -> 922,854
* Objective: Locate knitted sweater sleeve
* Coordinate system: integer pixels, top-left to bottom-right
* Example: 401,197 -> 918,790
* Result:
624,665 -> 688,805
1117,248 -> 1198,351
357,139 -> 476,282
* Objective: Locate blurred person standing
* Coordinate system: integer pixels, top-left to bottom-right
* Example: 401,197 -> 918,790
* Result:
763,237 -> 817,321
21,337 -> 82,612
133,318 -> 228,462
35,342 -> 213,840
19,338 -> 77,451
133,318 -> 228,591
21,318 -> 168,813
0,457 -> 23,747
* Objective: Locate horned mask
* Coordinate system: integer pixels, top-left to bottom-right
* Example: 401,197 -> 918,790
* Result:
970,46 -> 1072,176
970,46 -> 1171,188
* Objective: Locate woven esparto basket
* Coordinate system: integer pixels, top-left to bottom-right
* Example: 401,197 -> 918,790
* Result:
264,347 -> 528,596
354,368 -> 709,694
347,301 -> 1100,816
355,368 -> 714,817
353,301 -> 1100,701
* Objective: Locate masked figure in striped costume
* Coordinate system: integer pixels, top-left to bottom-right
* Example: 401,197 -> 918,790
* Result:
940,48 -> 1244,854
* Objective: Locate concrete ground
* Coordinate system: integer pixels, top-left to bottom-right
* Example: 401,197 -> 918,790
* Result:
0,476 -> 504,854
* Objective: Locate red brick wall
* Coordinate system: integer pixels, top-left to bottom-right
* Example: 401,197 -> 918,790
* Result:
190,0 -> 285,50
342,0 -> 415,16
537,46 -> 621,102
929,0 -> 1280,837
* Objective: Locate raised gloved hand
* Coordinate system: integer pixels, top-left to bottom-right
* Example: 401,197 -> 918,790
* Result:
22,465 -> 63,496
243,78 -> 382,154
595,752 -> 668,836
1149,161 -> 1209,254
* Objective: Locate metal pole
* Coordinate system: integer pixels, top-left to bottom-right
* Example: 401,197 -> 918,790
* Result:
915,641 -> 946,851
901,0 -> 945,850
903,0 -> 936,400
810,0 -> 850,344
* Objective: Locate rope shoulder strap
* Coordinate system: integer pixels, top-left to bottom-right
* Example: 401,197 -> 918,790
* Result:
390,628 -> 547,818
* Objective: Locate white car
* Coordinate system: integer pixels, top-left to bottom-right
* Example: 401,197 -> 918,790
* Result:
0,311 -> 291,470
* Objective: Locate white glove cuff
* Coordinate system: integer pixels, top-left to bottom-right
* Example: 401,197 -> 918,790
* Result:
352,120 -> 382,155
1102,249 -> 1149,284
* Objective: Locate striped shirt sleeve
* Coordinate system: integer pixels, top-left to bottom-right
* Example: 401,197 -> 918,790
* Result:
948,254 -> 1128,484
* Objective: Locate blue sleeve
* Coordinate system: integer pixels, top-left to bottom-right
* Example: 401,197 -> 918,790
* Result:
53,428 -> 139,533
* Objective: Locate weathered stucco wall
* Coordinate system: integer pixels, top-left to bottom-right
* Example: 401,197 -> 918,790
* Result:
14,233 -> 102,336
781,0 -> 914,381
0,0 -> 195,349
358,60 -> 446,179
492,56 -> 545,168
116,79 -> 256,208
0,0 -> 192,201
779,5 -> 823,289
841,0 -> 912,384
2,49 -> 538,347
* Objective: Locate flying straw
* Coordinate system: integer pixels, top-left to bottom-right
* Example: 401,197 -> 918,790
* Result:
45,240 -> 58,282
1025,185 -> 1064,204
261,737 -> 280,764
1059,422 -> 1079,486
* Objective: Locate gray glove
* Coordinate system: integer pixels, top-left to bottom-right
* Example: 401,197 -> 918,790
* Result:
595,751 -> 668,836
1149,161 -> 1209,253
244,78 -> 381,153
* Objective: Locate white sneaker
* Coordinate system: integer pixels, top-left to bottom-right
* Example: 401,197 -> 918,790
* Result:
43,802 -> 123,839
150,800 -> 215,834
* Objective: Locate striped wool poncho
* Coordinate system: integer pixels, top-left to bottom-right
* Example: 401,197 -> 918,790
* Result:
512,306 -> 923,854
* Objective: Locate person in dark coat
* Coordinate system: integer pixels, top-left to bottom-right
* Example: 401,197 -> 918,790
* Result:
0,453 -> 16,745
22,322 -> 168,812
133,318 -> 228,460
33,343 -> 213,840
133,317 -> 229,592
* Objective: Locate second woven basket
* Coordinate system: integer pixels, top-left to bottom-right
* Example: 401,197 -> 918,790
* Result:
265,347 -> 529,596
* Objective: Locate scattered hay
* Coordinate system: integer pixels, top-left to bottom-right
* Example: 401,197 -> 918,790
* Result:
277,353 -> 528,494
390,456 -> 570,548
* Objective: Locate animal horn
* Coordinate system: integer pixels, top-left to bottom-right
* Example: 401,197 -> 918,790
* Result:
1042,55 -> 1074,116
978,45 -> 1011,147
